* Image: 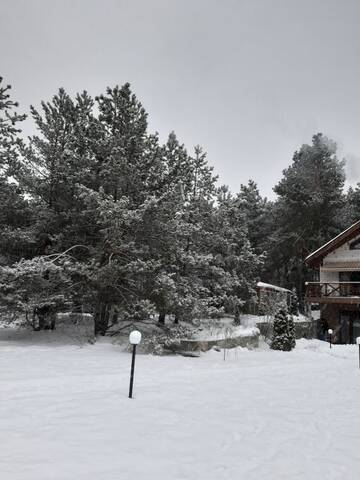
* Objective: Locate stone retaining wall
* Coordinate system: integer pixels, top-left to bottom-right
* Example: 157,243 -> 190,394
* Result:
167,317 -> 317,354
257,319 -> 318,340
173,331 -> 260,353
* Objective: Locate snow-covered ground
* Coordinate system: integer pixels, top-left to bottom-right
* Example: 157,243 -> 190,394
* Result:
1,329 -> 360,480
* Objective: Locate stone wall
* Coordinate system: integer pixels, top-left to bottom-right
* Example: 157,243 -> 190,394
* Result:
172,331 -> 260,353
257,319 -> 318,340
167,317 -> 317,354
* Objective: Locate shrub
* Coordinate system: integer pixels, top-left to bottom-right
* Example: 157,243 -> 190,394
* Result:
271,308 -> 296,351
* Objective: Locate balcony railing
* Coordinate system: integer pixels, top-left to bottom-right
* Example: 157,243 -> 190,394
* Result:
306,282 -> 360,299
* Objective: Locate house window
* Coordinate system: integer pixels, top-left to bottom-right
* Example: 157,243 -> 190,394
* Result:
349,238 -> 360,249
350,271 -> 360,282
340,272 -> 350,282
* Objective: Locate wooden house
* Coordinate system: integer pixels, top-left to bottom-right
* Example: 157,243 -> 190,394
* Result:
305,220 -> 360,343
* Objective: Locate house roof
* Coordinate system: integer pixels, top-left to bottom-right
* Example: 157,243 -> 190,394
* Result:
256,282 -> 292,294
305,220 -> 360,267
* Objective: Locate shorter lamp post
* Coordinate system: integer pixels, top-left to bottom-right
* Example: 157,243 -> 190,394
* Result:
128,330 -> 142,399
328,329 -> 333,349
357,337 -> 360,369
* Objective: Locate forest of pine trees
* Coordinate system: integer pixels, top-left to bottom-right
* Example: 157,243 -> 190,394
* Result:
0,76 -> 357,334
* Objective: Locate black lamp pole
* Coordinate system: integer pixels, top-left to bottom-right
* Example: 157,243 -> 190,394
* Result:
128,330 -> 141,399
129,344 -> 137,399
328,329 -> 333,349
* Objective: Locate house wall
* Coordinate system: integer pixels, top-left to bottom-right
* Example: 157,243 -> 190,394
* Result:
319,233 -> 360,282
319,269 -> 339,282
323,233 -> 360,264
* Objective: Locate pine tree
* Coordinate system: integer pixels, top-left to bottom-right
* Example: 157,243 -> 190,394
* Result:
269,133 -> 346,303
0,77 -> 31,265
0,80 -> 273,336
236,180 -> 270,254
0,256 -> 74,329
212,186 -> 264,324
274,133 -> 345,244
271,307 -> 296,351
0,76 -> 26,173
343,185 -> 360,227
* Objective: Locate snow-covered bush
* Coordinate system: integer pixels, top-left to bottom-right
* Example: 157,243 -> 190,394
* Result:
271,308 -> 296,351
141,324 -> 194,355
0,257 -> 73,330
0,310 -> 27,328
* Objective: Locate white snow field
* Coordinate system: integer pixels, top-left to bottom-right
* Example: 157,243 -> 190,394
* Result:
1,330 -> 360,480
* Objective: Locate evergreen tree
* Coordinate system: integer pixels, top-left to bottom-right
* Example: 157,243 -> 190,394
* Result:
0,77 -> 31,264
213,186 -> 264,324
0,256 -> 74,329
16,89 -> 96,256
269,133 -> 346,303
271,307 -> 296,351
343,185 -> 360,227
0,76 -> 26,173
0,79 -> 277,335
274,133 -> 345,244
237,180 -> 270,254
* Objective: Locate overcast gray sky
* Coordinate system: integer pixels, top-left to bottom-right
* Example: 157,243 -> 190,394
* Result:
2,0 -> 360,198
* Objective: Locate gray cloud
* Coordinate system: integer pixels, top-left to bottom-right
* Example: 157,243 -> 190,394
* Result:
2,0 -> 360,199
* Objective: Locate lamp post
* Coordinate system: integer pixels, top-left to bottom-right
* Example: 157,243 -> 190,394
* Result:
357,337 -> 360,369
128,330 -> 142,399
328,329 -> 333,349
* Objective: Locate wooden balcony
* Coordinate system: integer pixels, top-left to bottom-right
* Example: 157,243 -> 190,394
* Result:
305,282 -> 360,304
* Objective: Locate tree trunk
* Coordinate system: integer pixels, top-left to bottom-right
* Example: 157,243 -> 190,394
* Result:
158,313 -> 165,325
94,301 -> 110,336
174,315 -> 179,325
33,306 -> 55,331
50,313 -> 56,330
37,313 -> 45,331
233,310 -> 241,326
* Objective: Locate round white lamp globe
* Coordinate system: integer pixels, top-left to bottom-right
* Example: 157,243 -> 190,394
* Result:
129,330 -> 142,345
356,337 -> 360,345
328,329 -> 333,335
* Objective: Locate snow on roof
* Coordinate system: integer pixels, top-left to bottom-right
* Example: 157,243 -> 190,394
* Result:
305,220 -> 360,263
256,282 -> 292,293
